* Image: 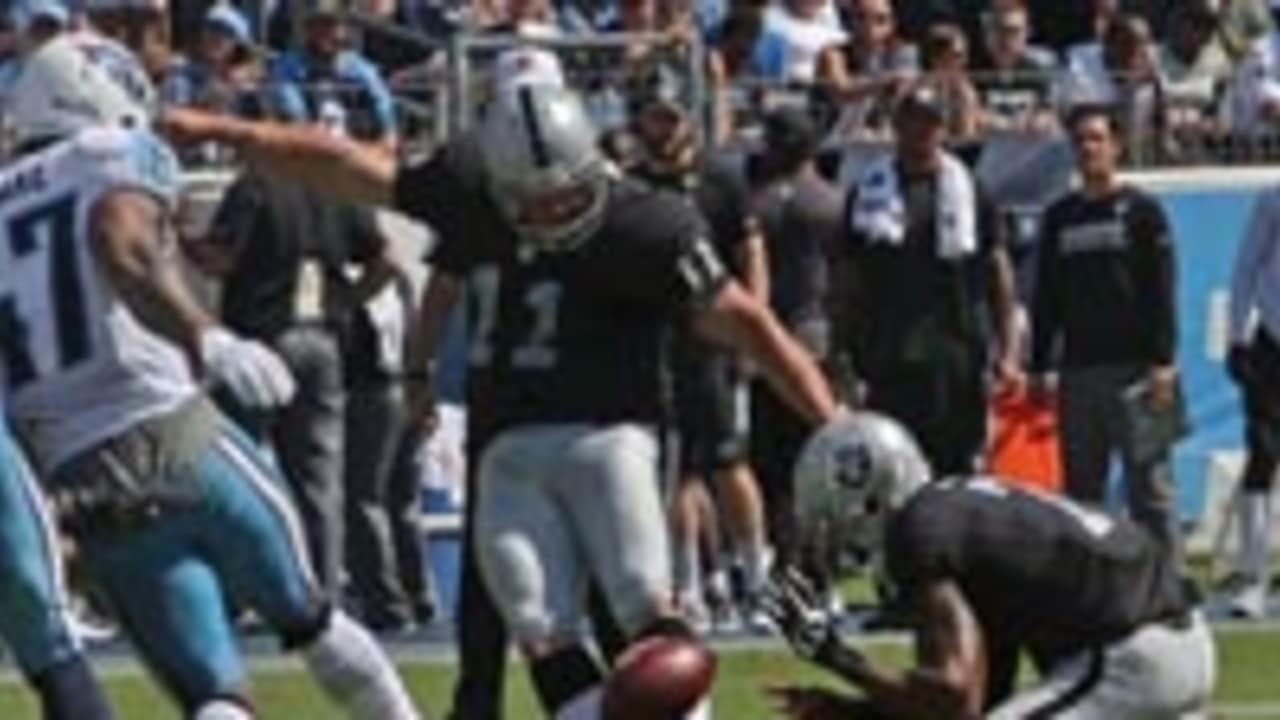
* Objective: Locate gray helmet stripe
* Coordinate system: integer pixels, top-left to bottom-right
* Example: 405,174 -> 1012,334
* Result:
517,86 -> 552,168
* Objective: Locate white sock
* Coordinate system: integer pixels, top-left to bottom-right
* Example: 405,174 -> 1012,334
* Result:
674,536 -> 702,599
706,567 -> 731,602
301,610 -> 421,720
194,700 -> 255,720
556,685 -> 602,720
684,695 -> 713,720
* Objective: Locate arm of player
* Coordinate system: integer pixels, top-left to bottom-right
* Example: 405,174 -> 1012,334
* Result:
404,271 -> 462,434
159,107 -> 396,208
691,281 -> 838,427
90,190 -> 216,362
90,190 -> 296,407
838,580 -> 987,720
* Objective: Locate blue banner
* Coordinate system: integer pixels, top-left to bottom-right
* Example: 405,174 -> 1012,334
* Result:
1135,178 -> 1264,522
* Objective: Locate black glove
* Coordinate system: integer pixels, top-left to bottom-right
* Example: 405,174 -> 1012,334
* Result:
760,567 -> 868,677
1227,344 -> 1255,389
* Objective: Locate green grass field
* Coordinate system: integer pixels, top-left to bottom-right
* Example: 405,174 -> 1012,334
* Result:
0,626 -> 1276,719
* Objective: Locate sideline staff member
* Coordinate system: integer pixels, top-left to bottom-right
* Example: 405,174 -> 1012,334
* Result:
1030,104 -> 1182,563
839,86 -> 1020,476
1224,179 -> 1280,618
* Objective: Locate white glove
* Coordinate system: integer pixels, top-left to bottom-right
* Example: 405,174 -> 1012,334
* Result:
199,328 -> 297,408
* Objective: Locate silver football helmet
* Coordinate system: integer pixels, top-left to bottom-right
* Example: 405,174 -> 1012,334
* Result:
793,412 -> 932,565
478,82 -> 612,253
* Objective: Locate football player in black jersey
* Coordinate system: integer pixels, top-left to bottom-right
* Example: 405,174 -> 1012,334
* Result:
764,412 -> 1215,719
161,78 -> 841,720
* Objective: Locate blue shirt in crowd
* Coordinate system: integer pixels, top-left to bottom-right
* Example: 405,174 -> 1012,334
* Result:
267,49 -> 397,141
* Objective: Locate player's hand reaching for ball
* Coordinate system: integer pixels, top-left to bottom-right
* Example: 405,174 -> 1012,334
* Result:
761,567 -> 867,677
199,328 -> 297,408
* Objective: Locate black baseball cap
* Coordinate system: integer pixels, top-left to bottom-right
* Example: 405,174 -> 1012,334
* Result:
763,106 -> 820,160
894,85 -> 945,124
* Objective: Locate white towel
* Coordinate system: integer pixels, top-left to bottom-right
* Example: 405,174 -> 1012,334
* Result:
849,151 -> 978,259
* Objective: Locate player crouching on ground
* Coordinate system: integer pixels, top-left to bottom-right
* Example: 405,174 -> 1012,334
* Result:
764,412 -> 1216,719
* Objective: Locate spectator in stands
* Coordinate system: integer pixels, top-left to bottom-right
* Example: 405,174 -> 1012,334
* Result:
83,0 -> 176,81
1060,14 -> 1167,163
917,22 -> 982,143
164,4 -> 261,115
1224,177 -> 1280,619
708,3 -> 774,81
757,0 -> 845,82
1224,15 -> 1280,133
750,106 -> 843,563
974,2 -> 1058,133
836,87 -> 1019,476
1219,0 -> 1274,62
479,0 -> 560,34
814,0 -> 917,137
1159,2 -> 1232,112
1024,0 -> 1102,56
267,0 -> 398,149
354,0 -> 448,72
1158,0 -> 1234,154
1030,104 -> 1183,565
707,3 -> 783,140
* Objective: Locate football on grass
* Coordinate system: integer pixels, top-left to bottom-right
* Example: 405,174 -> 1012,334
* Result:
602,635 -> 716,720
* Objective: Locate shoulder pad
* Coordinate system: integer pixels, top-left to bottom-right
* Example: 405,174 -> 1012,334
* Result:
74,127 -> 182,208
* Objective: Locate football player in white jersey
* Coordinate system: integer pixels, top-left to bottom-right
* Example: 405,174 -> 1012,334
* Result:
0,36 -> 424,720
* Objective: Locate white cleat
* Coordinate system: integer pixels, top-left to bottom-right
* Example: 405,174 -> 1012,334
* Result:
1229,581 -> 1268,620
678,592 -> 712,636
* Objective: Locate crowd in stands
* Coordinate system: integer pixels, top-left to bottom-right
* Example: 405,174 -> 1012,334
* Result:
9,0 -> 1280,165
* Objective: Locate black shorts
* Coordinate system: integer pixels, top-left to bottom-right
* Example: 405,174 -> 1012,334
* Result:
674,350 -> 750,476
1243,328 -> 1280,469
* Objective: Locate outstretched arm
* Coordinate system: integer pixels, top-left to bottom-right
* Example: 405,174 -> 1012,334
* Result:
160,107 -> 397,208
765,573 -> 987,719
692,281 -> 838,426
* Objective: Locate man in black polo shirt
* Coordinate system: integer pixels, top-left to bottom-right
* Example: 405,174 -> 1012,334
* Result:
838,87 -> 1020,476
192,171 -> 386,604
751,107 -> 845,566
1030,103 -> 1183,563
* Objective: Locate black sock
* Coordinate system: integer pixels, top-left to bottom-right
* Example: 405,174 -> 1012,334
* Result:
32,655 -> 115,720
529,644 -> 604,715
